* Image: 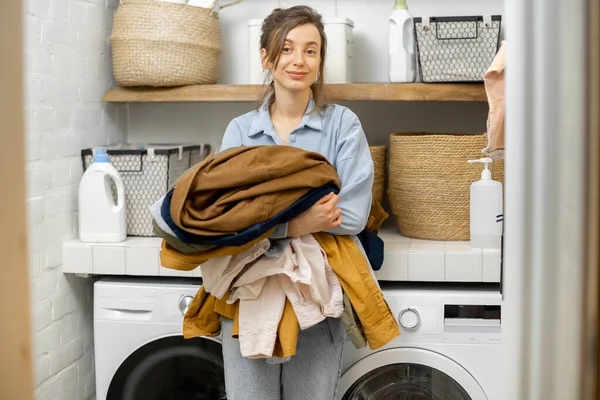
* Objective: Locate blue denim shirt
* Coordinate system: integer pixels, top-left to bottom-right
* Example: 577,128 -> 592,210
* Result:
219,97 -> 374,238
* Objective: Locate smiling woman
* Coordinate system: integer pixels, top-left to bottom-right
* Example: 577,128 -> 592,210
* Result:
215,5 -> 377,400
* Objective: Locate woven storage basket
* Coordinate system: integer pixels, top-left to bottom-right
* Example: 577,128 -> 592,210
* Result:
110,0 -> 238,87
370,146 -> 387,205
388,132 -> 504,241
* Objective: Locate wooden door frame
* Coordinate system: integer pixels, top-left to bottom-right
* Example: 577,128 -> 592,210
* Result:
585,0 -> 600,398
0,0 -> 34,399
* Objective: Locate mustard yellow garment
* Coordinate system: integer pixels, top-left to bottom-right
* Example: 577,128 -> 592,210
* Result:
313,233 -> 400,350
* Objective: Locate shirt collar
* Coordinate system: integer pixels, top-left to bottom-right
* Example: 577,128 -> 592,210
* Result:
248,94 -> 323,137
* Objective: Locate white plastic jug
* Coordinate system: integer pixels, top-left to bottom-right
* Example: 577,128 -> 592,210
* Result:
389,0 -> 416,83
78,147 -> 127,243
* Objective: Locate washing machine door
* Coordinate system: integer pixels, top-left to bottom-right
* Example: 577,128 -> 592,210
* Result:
107,335 -> 226,400
339,348 -> 487,400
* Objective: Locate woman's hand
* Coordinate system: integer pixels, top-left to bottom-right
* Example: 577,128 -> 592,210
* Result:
287,192 -> 342,237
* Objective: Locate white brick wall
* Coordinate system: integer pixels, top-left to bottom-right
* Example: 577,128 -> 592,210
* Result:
24,0 -> 126,398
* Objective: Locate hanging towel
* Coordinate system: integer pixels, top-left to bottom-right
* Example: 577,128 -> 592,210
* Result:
483,41 -> 507,159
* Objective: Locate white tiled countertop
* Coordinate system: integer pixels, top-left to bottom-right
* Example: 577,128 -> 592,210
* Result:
62,227 -> 501,283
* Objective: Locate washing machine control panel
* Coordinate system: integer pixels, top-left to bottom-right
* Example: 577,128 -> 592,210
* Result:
385,291 -> 503,345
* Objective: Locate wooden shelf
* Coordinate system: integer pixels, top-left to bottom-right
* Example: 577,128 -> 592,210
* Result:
102,83 -> 487,103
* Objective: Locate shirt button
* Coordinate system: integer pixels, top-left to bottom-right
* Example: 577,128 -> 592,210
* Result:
291,137 -> 297,143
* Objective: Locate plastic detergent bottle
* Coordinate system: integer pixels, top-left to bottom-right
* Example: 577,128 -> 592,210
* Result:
468,157 -> 503,249
78,147 -> 126,243
389,0 -> 416,82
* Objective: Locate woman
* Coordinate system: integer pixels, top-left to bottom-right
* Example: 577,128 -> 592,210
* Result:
219,5 -> 374,400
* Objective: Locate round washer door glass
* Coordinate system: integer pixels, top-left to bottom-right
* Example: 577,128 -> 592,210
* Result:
342,363 -> 470,400
339,348 -> 487,400
107,336 -> 226,400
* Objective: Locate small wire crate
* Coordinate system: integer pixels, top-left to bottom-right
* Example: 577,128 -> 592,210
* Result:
414,15 -> 502,83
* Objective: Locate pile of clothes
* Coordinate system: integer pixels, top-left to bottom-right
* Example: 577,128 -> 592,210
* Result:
151,145 -> 400,360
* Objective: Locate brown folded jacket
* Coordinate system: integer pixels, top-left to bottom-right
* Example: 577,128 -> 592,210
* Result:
171,145 -> 341,236
160,145 -> 399,356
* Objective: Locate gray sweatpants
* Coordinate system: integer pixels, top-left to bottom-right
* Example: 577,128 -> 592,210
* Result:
221,317 -> 345,400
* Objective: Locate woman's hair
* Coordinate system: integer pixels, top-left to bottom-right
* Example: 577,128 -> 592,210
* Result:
258,5 -> 327,111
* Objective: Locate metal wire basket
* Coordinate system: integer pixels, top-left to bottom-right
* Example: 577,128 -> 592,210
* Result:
414,15 -> 502,83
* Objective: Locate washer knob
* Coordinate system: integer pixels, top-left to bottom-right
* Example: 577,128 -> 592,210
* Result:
398,308 -> 420,329
178,295 -> 194,315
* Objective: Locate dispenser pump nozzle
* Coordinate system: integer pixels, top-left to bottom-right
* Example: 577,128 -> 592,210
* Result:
468,157 -> 493,180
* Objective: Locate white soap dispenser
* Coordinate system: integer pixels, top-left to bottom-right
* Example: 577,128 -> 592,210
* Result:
468,157 -> 503,249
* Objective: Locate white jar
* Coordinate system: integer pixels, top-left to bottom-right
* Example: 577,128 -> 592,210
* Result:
247,17 -> 354,84
323,17 -> 354,83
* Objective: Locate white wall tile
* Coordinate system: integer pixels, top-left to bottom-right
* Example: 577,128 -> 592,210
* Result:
32,299 -> 54,333
482,250 -> 502,282
35,355 -> 52,386
52,293 -> 79,321
126,244 -> 160,276
36,324 -> 61,359
445,251 -> 483,282
377,250 -> 408,281
62,242 -> 93,274
93,246 -> 126,275
408,251 -> 445,281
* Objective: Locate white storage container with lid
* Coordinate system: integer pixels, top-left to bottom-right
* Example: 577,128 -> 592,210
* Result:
248,17 -> 354,84
323,17 -> 354,83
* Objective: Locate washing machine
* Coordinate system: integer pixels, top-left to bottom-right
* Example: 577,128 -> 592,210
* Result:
93,277 -> 226,400
338,284 -> 503,400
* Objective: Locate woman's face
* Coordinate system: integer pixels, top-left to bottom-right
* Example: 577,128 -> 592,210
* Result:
262,23 -> 322,94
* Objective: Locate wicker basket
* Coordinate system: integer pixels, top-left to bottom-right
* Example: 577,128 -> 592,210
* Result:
370,146 -> 387,205
110,0 -> 241,87
388,132 -> 504,241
